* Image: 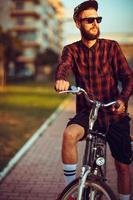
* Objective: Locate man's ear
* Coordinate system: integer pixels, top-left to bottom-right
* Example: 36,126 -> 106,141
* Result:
75,20 -> 81,29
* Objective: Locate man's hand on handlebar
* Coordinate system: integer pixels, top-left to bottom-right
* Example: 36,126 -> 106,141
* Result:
55,84 -> 126,114
112,99 -> 125,114
55,80 -> 70,92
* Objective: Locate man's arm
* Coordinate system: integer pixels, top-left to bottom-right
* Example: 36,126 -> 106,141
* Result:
55,46 -> 73,91
113,41 -> 133,103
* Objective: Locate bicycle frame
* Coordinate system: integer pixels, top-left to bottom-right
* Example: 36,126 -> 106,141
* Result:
78,102 -> 107,200
59,86 -> 117,200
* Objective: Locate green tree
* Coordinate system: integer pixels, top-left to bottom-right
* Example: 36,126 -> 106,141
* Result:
0,27 -> 22,87
34,48 -> 59,80
0,27 -> 6,87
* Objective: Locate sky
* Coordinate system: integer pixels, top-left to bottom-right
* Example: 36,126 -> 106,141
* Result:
61,0 -> 133,44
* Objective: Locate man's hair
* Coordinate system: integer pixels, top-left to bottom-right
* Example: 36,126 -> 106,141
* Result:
73,0 -> 98,21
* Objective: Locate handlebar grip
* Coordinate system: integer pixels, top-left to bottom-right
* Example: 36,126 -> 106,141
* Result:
68,85 -> 76,90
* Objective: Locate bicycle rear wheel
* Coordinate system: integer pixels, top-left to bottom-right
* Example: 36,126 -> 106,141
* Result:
57,177 -> 117,200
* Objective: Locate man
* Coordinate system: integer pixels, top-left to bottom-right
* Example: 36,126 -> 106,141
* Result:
55,1 -> 133,200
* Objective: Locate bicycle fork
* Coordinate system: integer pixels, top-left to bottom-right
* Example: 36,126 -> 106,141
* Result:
77,166 -> 101,200
77,166 -> 90,200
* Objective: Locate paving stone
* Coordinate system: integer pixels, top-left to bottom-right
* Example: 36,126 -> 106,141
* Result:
0,97 -> 133,200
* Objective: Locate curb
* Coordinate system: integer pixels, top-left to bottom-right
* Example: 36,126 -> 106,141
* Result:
0,97 -> 71,182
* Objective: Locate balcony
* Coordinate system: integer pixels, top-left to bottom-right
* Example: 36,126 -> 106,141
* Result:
21,41 -> 40,48
11,25 -> 37,32
11,9 -> 40,18
12,0 -> 40,4
17,55 -> 35,64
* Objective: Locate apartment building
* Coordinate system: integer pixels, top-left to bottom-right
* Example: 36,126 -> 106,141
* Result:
0,0 -> 13,30
10,0 -> 64,71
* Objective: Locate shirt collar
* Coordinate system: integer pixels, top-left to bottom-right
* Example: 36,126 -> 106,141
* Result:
80,39 -> 99,51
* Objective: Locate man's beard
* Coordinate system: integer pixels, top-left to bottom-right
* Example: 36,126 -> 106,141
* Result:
80,26 -> 100,40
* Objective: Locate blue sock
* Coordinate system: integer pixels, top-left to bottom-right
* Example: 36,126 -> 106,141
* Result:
63,164 -> 77,186
119,194 -> 130,200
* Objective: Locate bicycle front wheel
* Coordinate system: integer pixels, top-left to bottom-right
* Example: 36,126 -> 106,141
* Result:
57,177 -> 117,200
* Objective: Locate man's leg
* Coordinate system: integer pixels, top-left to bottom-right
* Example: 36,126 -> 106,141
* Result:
115,160 -> 131,200
62,124 -> 84,186
107,115 -> 132,200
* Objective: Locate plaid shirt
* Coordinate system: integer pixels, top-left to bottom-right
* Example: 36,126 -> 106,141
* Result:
55,39 -> 133,127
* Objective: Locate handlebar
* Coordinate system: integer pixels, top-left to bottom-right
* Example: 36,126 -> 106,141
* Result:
59,85 -> 87,95
59,86 -> 118,108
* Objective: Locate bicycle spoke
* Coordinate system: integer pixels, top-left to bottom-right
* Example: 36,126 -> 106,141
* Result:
57,178 -> 117,200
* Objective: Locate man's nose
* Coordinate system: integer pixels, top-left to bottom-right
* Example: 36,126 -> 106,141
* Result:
93,19 -> 98,24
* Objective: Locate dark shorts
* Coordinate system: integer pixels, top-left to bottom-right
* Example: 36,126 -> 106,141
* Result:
67,110 -> 132,165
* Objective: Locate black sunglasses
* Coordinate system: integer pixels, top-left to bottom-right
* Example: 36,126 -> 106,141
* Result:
80,17 -> 102,24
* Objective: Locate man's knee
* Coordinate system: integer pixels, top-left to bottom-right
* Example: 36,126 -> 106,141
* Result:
63,128 -> 78,144
63,124 -> 84,144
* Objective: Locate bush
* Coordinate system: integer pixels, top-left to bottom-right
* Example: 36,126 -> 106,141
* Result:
34,48 -> 59,80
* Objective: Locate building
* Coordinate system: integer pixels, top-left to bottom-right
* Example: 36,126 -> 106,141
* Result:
10,0 -> 64,73
48,0 -> 64,50
0,0 -> 13,30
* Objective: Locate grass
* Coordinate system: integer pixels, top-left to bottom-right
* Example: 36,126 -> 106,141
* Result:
0,80 -> 67,171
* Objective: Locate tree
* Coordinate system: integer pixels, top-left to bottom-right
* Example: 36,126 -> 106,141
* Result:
34,48 -> 59,80
0,27 -> 7,87
0,27 -> 22,87
0,44 -> 6,87
43,48 -> 59,66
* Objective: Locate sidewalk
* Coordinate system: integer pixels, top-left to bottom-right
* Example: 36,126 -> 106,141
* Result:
0,97 -> 133,200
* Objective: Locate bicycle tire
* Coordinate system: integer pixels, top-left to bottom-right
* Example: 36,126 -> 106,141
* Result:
57,176 -> 117,200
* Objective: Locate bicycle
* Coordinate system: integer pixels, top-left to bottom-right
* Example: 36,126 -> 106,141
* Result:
57,86 -> 117,200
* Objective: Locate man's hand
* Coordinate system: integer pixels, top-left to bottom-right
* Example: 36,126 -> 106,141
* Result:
55,80 -> 70,92
112,99 -> 126,114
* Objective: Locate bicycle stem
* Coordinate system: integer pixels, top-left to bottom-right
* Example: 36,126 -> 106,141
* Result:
89,101 -> 101,130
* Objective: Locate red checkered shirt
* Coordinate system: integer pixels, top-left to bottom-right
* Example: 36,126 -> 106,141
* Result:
55,39 -> 133,127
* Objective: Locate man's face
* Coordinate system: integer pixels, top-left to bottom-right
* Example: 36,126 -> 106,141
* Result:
76,8 -> 101,40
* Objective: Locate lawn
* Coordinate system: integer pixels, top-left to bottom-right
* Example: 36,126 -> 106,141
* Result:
0,80 -> 67,171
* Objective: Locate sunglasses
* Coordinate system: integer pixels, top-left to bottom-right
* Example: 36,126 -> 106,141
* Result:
80,17 -> 102,24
